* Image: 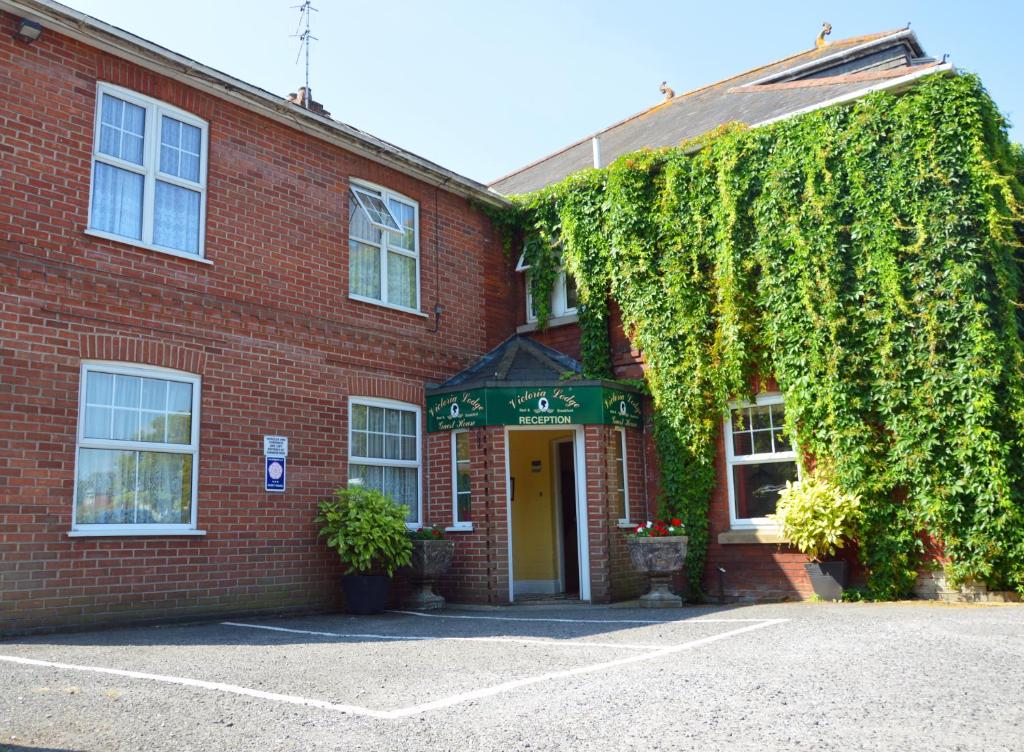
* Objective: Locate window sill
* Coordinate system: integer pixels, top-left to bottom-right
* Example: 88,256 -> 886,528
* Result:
517,313 -> 579,333
717,529 -> 787,545
617,520 -> 636,529
68,529 -> 207,538
348,294 -> 428,318
445,523 -> 474,532
84,229 -> 212,265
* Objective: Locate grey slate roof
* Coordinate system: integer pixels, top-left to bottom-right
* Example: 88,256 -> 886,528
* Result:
429,336 -> 581,392
491,28 -> 939,195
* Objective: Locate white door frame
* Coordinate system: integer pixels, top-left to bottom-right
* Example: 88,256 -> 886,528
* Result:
504,425 -> 591,603
551,437 -> 575,593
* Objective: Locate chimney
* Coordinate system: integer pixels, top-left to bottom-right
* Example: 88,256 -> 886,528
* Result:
284,86 -> 330,117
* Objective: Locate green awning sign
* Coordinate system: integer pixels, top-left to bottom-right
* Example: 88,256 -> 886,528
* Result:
427,385 -> 642,432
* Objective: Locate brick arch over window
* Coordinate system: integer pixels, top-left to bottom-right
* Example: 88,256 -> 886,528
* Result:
345,375 -> 423,407
95,56 -> 216,120
79,334 -> 206,375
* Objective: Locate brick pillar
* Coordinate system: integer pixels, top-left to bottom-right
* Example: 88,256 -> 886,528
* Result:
584,425 -> 611,603
482,425 -> 511,605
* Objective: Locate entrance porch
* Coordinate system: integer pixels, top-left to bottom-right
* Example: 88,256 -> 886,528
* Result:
423,336 -> 648,605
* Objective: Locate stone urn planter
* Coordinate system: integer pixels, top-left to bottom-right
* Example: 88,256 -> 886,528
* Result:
627,536 -> 688,608
404,538 -> 455,610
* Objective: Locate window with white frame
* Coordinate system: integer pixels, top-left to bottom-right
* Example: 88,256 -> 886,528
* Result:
612,428 -> 630,523
451,430 -> 471,528
349,398 -> 421,525
348,181 -> 419,311
516,252 -> 578,322
724,394 -> 798,527
73,363 -> 200,533
88,83 -> 208,258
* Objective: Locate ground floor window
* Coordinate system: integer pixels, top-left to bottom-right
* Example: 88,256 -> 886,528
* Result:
451,430 -> 471,528
613,428 -> 630,524
724,393 -> 798,527
73,363 -> 200,533
349,397 -> 421,526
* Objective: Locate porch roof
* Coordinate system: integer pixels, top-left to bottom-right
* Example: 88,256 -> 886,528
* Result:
427,335 -> 584,394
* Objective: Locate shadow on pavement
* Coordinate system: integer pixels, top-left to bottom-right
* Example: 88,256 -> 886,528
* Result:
0,602 -> 763,650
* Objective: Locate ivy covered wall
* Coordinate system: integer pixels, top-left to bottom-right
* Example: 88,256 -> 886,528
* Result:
487,74 -> 1024,598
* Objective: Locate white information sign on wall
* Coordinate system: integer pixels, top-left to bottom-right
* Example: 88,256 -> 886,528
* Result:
263,435 -> 288,457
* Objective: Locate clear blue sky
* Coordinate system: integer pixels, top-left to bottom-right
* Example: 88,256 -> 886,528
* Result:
64,0 -> 1023,185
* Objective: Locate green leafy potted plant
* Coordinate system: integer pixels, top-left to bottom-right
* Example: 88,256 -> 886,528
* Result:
771,474 -> 862,601
627,518 -> 688,607
404,526 -> 455,611
316,486 -> 412,614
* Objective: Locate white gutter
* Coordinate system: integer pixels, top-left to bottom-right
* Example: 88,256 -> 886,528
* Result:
0,0 -> 509,207
751,61 -> 954,129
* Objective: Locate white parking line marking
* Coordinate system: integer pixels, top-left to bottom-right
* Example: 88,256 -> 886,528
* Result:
0,618 -> 787,719
0,654 -> 391,719
389,610 -> 774,625
390,619 -> 787,717
221,621 -> 660,651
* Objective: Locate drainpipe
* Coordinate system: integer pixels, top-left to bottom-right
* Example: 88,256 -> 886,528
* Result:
592,135 -> 602,169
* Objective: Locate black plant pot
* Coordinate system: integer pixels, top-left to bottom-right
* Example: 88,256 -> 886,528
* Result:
804,561 -> 848,602
341,574 -> 391,615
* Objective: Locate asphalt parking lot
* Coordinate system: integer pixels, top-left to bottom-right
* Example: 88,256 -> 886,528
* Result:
1,601 -> 1021,752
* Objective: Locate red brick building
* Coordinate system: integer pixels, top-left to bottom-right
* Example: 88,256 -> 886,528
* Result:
1,1 -> 949,634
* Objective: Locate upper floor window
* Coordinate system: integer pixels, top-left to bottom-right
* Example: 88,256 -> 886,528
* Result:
88,83 -> 208,259
348,397 -> 422,526
516,253 -> 578,322
348,181 -> 419,312
724,394 -> 798,528
73,363 -> 201,535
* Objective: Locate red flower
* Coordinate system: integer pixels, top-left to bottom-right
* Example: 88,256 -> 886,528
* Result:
671,518 -> 682,527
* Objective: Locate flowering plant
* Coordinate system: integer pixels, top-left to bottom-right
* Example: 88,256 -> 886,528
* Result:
630,518 -> 686,537
408,526 -> 446,541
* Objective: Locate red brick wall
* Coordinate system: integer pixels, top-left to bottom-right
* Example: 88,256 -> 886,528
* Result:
426,427 -> 510,605
583,425 -> 648,603
0,12 -> 512,633
702,428 -> 813,601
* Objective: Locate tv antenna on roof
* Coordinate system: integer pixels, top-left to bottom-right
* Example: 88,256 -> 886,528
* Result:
291,1 -> 318,107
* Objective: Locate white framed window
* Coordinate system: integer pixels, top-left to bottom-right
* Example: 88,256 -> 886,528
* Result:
72,363 -> 202,536
612,428 -> 630,524
348,180 -> 420,313
87,82 -> 209,260
517,253 -> 578,322
724,393 -> 799,529
451,430 -> 472,529
348,397 -> 422,527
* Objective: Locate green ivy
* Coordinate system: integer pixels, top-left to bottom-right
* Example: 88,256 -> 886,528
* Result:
495,74 -> 1024,599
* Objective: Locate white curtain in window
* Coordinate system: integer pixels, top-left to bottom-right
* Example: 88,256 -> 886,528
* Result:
76,448 -> 136,524
382,466 -> 417,522
387,199 -> 415,251
387,252 -> 416,309
91,163 -> 144,239
153,181 -> 200,253
350,240 -> 381,299
136,453 -> 192,524
76,449 -> 191,524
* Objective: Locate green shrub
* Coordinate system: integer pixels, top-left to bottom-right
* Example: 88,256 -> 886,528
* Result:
316,487 -> 412,576
772,475 -> 863,562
